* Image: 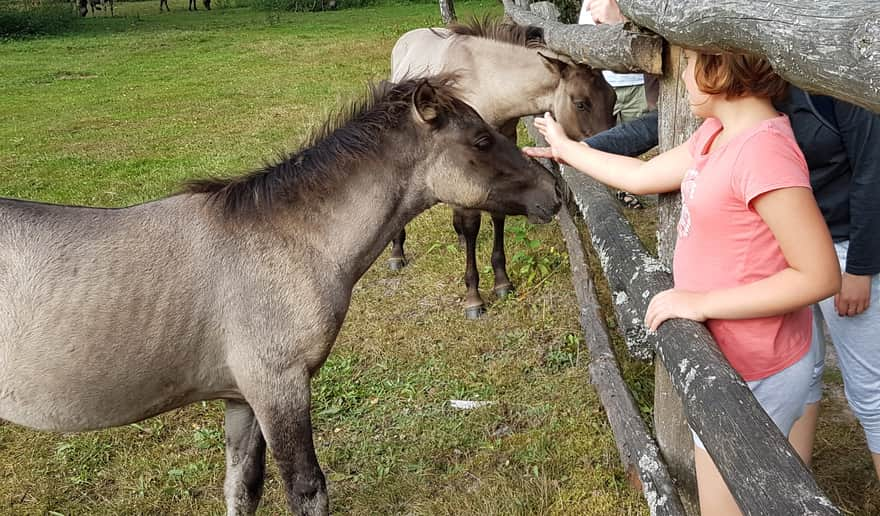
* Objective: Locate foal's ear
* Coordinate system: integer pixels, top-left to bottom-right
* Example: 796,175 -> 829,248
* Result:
538,52 -> 570,76
412,79 -> 444,127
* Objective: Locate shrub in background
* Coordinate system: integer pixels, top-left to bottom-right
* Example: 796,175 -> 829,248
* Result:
0,0 -> 79,38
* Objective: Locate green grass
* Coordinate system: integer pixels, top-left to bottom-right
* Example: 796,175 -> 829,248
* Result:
0,3 -> 877,515
0,3 -> 648,514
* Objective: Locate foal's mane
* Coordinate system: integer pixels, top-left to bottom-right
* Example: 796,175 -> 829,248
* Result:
446,15 -> 545,49
183,75 -> 462,216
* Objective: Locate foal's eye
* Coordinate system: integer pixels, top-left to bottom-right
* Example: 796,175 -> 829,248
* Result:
574,100 -> 591,112
473,134 -> 493,151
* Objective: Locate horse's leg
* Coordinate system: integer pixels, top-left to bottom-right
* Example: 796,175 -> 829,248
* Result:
458,208 -> 486,319
490,213 -> 513,298
489,119 -> 520,299
451,210 -> 467,249
224,400 -> 267,516
388,227 -> 406,271
249,369 -> 328,516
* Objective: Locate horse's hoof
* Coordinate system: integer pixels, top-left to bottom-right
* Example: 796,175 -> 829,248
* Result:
464,305 -> 486,319
388,258 -> 406,271
494,284 -> 514,298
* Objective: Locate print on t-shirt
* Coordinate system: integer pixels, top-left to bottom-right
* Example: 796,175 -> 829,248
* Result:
677,168 -> 699,238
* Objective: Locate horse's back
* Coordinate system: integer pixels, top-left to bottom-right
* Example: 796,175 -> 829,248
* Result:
391,28 -> 455,82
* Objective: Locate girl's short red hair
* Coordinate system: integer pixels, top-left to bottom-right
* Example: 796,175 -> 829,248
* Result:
694,53 -> 788,100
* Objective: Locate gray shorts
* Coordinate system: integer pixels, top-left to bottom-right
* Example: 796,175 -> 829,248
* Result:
692,342 -> 816,450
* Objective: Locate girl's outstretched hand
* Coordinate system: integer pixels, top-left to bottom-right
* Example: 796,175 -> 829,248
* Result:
532,112 -> 568,146
522,112 -> 573,164
522,146 -> 555,159
644,288 -> 708,331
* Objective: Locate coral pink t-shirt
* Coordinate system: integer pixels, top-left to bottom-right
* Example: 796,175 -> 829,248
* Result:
674,115 -> 812,381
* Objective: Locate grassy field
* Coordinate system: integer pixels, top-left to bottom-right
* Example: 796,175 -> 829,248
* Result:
0,1 -> 877,515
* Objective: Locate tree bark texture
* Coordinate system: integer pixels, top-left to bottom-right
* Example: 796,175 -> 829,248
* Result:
505,0 -> 879,112
527,1 -> 559,23
502,0 -> 663,74
615,0 -> 880,112
439,0 -> 456,24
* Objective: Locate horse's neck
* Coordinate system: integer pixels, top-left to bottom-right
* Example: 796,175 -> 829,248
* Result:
276,157 -> 432,286
456,42 -> 559,125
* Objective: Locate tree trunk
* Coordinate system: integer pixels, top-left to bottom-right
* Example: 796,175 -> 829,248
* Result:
439,0 -> 455,24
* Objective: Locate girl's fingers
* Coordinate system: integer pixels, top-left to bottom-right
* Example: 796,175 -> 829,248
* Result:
646,303 -> 666,331
523,147 -> 553,158
645,300 -> 658,330
650,313 -> 668,331
645,291 -> 669,331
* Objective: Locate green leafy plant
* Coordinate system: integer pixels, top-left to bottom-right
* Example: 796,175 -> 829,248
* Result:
544,332 -> 581,371
507,221 -> 565,290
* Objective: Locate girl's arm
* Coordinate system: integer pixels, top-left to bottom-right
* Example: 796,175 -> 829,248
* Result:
645,187 -> 841,329
524,113 -> 690,195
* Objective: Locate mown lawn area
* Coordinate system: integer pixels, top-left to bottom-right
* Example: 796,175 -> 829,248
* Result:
1,1 -> 877,515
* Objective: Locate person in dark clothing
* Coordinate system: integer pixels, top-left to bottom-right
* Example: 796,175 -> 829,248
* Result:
782,88 -> 880,480
584,109 -> 659,158
581,85 -> 880,479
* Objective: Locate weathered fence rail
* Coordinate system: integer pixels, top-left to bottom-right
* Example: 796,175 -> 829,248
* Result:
503,0 -> 662,75
503,0 -> 880,113
531,143 -> 686,515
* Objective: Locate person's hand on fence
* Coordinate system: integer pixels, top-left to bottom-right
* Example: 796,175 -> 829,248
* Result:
587,0 -> 626,24
835,272 -> 871,317
644,288 -> 708,331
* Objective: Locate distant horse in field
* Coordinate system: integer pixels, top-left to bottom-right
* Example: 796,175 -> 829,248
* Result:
389,17 -> 616,318
159,0 -> 211,11
0,77 -> 559,515
78,0 -> 113,16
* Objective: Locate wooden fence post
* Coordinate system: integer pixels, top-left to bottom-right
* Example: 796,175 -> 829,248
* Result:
655,45 -> 703,515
